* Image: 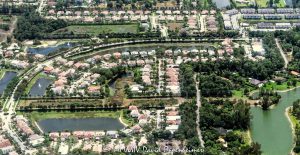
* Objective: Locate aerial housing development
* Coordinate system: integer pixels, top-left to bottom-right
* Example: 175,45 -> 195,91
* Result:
0,0 -> 300,154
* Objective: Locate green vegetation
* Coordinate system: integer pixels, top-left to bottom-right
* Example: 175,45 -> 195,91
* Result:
130,98 -> 178,107
22,110 -> 121,122
120,110 -> 135,126
200,99 -> 261,154
256,0 -> 285,7
61,24 -> 138,35
0,24 -> 9,31
179,64 -> 196,98
174,101 -> 200,149
14,12 -> 68,41
291,100 -> 300,153
263,81 -> 300,91
258,89 -> 281,110
18,99 -> 105,110
200,74 -> 233,97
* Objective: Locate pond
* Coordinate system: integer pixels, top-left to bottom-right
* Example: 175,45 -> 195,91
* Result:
27,42 -> 74,55
38,117 -> 125,133
212,0 -> 230,8
29,78 -> 53,97
285,0 -> 293,7
0,71 -> 17,95
250,87 -> 300,155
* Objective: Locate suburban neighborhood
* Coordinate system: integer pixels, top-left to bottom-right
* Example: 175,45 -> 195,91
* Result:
0,0 -> 300,154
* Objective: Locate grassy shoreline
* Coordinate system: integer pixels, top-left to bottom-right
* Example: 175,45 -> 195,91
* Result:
286,106 -> 299,155
24,72 -> 54,94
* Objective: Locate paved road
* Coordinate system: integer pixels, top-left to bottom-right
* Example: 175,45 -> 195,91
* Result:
194,74 -> 205,148
275,38 -> 288,69
1,60 -> 53,153
37,0 -> 46,14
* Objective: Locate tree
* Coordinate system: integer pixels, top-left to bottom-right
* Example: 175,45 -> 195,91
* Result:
240,142 -> 262,155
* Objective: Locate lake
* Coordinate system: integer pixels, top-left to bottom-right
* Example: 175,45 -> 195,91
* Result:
0,71 -> 17,95
212,0 -> 230,8
27,43 -> 73,55
38,117 -> 125,133
285,0 -> 293,7
250,87 -> 300,155
29,78 -> 53,97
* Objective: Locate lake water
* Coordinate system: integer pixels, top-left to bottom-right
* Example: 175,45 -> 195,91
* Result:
0,71 -> 17,95
250,87 -> 300,155
212,0 -> 230,8
27,43 -> 73,55
38,117 -> 125,133
285,0 -> 293,7
29,78 -> 53,97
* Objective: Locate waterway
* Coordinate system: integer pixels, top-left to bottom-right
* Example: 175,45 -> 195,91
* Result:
38,117 -> 125,133
29,78 -> 53,97
250,87 -> 300,155
28,42 -> 73,55
0,71 -> 17,95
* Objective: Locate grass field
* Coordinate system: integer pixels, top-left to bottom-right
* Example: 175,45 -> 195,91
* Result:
262,82 -> 300,91
61,24 -> 138,35
255,0 -> 285,7
22,111 -> 121,122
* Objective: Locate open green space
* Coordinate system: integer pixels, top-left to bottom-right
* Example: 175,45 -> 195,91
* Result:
60,24 -> 138,35
22,111 -> 121,122
255,0 -> 285,7
262,81 -> 300,91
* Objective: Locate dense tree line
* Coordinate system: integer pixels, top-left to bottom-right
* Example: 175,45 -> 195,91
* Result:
2,76 -> 19,98
174,101 -> 201,149
200,74 -> 233,97
14,12 -> 68,41
0,5 -> 35,14
199,99 -> 261,154
91,66 -> 125,85
292,100 -> 300,119
292,100 -> 300,153
200,99 -> 251,130
179,64 -> 196,98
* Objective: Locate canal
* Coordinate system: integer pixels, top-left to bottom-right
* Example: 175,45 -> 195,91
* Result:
0,71 -> 17,95
250,87 -> 300,155
38,117 -> 125,133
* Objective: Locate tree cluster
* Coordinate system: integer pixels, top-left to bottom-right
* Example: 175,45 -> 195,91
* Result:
200,74 -> 233,97
14,12 -> 68,41
258,89 -> 281,110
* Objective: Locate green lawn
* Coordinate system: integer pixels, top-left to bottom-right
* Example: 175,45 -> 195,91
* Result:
233,90 -> 245,98
262,82 -> 300,91
63,24 -> 138,35
255,0 -> 285,7
233,130 -> 252,145
22,111 -> 122,122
